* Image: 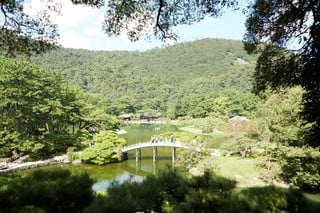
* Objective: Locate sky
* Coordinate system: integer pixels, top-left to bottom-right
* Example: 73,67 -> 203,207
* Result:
27,0 -> 247,52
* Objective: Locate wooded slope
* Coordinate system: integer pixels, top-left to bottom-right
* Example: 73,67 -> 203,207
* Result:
31,39 -> 256,116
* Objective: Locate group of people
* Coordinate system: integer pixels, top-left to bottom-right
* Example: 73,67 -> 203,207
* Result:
150,135 -> 175,144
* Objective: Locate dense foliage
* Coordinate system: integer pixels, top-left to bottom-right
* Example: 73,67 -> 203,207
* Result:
30,39 -> 257,118
281,146 -> 320,192
244,0 -> 320,148
0,56 -> 119,159
0,169 -> 93,212
218,87 -> 320,191
260,88 -> 320,191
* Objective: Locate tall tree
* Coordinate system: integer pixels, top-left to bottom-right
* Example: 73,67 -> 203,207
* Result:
0,56 -> 118,157
244,0 -> 320,147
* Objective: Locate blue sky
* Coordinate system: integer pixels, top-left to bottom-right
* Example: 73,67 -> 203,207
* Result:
28,0 -> 247,51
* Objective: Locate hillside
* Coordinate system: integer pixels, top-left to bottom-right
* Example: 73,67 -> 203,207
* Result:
30,39 -> 257,117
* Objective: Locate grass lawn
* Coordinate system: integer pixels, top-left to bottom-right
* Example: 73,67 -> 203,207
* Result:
210,156 -> 267,188
207,132 -> 228,149
179,126 -> 229,148
179,126 -> 203,134
304,193 -> 320,203
178,123 -> 320,205
179,126 -> 273,187
201,156 -> 320,207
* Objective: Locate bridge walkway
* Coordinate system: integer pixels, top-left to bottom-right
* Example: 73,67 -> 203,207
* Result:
122,140 -> 200,164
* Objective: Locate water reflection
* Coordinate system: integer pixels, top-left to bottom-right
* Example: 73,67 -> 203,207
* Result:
92,172 -> 144,192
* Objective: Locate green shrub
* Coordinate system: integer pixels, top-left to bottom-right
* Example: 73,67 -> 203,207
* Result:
81,131 -> 126,165
280,146 -> 320,192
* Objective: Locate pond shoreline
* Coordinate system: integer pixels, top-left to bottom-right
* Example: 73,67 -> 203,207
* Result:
123,119 -> 168,124
0,155 -> 69,174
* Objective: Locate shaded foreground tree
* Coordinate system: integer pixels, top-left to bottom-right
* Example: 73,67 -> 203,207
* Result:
0,169 -> 93,212
244,0 -> 320,147
85,169 -> 319,212
1,169 -> 318,212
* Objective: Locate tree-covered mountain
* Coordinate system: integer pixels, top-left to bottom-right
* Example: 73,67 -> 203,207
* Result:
30,39 -> 257,117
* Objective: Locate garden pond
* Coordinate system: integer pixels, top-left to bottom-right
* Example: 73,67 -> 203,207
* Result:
20,124 -> 187,191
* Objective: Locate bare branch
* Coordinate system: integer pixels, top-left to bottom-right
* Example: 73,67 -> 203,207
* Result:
155,0 -> 166,38
0,2 -> 8,28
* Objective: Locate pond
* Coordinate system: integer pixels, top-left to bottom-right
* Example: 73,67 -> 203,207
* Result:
23,124 -> 181,191
119,123 -> 182,174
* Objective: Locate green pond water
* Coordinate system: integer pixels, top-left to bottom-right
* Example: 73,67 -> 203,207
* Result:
23,124 -> 182,191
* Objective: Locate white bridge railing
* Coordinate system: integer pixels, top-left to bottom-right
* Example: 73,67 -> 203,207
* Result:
122,140 -> 203,164
122,140 -> 199,153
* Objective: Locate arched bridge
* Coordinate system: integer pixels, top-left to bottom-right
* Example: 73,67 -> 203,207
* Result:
122,140 -> 201,163
122,141 -> 199,152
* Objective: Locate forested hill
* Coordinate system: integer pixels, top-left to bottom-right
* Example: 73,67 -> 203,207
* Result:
30,39 -> 257,117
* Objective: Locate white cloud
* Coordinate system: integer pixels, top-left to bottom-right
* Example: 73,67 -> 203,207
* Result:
55,2 -> 163,51
56,2 -> 100,28
25,0 -> 135,50
84,27 -> 101,37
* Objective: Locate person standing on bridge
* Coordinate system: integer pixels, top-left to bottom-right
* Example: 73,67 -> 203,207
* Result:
160,136 -> 164,143
150,136 -> 155,143
169,134 -> 174,143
